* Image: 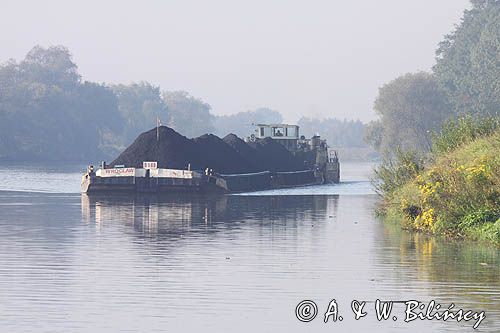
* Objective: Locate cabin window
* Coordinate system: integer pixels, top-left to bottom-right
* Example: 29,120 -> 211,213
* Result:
260,127 -> 264,137
273,127 -> 285,137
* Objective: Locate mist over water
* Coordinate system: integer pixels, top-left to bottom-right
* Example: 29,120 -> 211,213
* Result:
0,163 -> 498,332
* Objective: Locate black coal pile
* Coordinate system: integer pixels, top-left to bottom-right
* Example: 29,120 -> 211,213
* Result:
247,137 -> 305,172
112,126 -> 308,174
192,134 -> 256,174
111,126 -> 202,169
222,134 -> 262,171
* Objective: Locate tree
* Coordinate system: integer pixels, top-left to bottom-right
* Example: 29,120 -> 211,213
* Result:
433,0 -> 499,117
78,82 -> 124,157
162,91 -> 215,138
21,45 -> 81,87
112,82 -> 168,144
298,117 -> 367,148
363,120 -> 383,151
213,107 -> 283,138
0,45 -> 123,161
366,72 -> 452,154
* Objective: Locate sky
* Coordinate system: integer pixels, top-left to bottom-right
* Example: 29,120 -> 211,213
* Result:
0,0 -> 469,123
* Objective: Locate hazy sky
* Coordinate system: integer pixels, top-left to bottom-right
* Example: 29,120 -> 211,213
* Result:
1,0 -> 469,123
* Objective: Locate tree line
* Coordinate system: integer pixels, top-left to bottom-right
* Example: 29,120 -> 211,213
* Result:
0,46 -> 368,162
365,0 -> 499,155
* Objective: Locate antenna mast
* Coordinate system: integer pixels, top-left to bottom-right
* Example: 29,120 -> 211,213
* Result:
156,116 -> 161,141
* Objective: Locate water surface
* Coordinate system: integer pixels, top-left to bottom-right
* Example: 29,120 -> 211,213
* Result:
0,162 -> 498,332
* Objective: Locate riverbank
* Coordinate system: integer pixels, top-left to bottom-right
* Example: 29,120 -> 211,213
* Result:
378,125 -> 499,246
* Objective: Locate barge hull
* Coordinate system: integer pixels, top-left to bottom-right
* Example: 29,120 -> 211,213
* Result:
82,167 -> 339,194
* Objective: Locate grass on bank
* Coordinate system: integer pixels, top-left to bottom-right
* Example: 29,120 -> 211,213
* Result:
375,116 -> 500,246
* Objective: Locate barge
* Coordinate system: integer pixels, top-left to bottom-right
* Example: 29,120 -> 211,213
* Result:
81,123 -> 340,194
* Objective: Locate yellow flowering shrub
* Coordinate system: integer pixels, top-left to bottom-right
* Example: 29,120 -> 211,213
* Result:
386,131 -> 500,244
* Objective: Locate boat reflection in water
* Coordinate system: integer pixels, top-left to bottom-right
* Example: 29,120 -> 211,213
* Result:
78,192 -> 500,331
81,193 -> 339,237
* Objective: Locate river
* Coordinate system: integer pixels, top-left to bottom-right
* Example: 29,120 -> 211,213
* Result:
0,162 -> 498,332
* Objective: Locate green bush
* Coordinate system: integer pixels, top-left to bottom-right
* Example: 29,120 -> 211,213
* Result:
372,149 -> 425,196
432,114 -> 500,154
460,209 -> 500,229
